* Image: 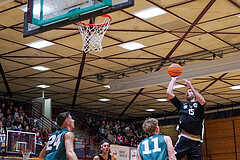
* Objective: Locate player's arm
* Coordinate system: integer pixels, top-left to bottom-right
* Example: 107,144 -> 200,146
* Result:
137,145 -> 142,160
111,155 -> 117,160
183,79 -> 206,105
166,76 -> 179,99
93,156 -> 100,160
39,146 -> 46,160
164,136 -> 176,160
64,132 -> 78,160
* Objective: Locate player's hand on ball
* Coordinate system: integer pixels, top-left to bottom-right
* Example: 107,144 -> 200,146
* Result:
171,76 -> 179,80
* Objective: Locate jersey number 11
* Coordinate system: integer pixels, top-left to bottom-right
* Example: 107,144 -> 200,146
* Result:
142,137 -> 161,154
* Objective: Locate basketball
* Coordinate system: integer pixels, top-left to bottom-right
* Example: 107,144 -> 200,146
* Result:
168,63 -> 182,77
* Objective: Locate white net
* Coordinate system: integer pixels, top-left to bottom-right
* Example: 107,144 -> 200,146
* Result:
77,15 -> 111,53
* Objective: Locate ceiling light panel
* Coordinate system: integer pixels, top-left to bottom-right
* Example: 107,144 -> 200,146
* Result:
26,40 -> 54,49
134,7 -> 166,19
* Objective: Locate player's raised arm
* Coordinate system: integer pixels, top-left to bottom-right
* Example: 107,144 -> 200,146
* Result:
39,146 -> 46,160
64,132 -> 78,160
183,79 -> 206,105
166,76 -> 179,99
164,136 -> 176,160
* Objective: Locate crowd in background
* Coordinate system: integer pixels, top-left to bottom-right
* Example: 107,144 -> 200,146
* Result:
0,101 -> 53,153
0,102 -> 52,136
83,114 -> 147,147
0,101 -> 146,153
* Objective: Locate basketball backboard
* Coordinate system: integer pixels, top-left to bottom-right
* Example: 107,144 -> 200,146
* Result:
23,0 -> 134,37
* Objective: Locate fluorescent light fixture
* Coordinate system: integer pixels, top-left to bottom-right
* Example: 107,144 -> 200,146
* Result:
99,98 -> 110,102
156,99 -> 168,102
19,4 -> 51,15
32,66 -> 49,71
37,85 -> 50,88
104,85 -> 111,88
173,85 -> 185,89
134,7 -> 166,19
26,40 -> 54,49
230,85 -> 240,90
146,109 -> 155,112
119,42 -> 145,50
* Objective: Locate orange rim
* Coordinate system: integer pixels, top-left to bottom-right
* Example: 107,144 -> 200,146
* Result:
76,14 -> 112,27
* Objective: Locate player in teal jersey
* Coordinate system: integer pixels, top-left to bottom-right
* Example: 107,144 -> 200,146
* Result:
39,111 -> 78,160
137,118 -> 176,160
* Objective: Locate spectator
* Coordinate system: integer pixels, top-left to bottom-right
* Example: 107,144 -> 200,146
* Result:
1,103 -> 6,115
19,112 -> 23,122
4,115 -> 13,129
109,121 -> 113,130
35,121 -> 40,129
0,117 -> 5,126
104,127 -> 110,138
113,122 -> 120,134
0,109 -> 3,121
125,123 -> 130,132
32,127 -> 36,133
99,125 -> 105,137
107,130 -> 114,143
93,133 -> 101,143
18,105 -> 24,114
47,128 -> 52,137
0,121 -> 5,152
14,124 -> 22,131
90,118 -> 98,132
23,114 -> 29,124
116,133 -> 123,145
24,125 -> 31,132
22,121 -> 27,130
35,126 -> 40,133
41,127 -> 47,137
13,108 -> 19,120
29,119 -> 34,130
13,116 -> 21,127
5,109 -> 13,121
36,132 -> 44,154
8,101 -> 15,115
123,138 -> 129,146
127,129 -> 134,138
105,121 -> 110,129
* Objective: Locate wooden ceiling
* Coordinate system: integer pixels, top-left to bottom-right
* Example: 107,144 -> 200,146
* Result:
0,0 -> 240,119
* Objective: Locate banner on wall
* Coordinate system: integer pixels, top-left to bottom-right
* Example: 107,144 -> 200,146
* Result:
110,145 -> 138,160
130,148 -> 138,160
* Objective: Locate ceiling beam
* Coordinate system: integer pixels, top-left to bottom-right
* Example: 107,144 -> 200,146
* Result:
0,62 -> 12,98
109,54 -> 240,93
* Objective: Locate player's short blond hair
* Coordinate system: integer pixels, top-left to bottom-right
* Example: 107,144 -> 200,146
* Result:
142,118 -> 158,134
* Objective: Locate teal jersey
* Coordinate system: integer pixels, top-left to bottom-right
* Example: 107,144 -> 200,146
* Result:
44,128 -> 70,160
139,134 -> 168,160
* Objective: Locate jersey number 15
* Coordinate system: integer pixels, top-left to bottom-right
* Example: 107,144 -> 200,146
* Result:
142,137 -> 161,154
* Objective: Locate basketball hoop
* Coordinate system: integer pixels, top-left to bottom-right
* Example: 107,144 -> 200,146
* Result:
20,149 -> 32,160
76,14 -> 112,53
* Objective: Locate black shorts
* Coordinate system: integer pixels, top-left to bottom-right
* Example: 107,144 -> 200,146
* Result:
174,136 -> 202,160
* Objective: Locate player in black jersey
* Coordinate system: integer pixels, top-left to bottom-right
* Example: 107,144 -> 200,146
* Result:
93,140 -> 116,160
166,77 -> 206,160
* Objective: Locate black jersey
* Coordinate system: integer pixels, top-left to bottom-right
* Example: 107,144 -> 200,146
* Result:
170,96 -> 205,138
98,154 -> 111,160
